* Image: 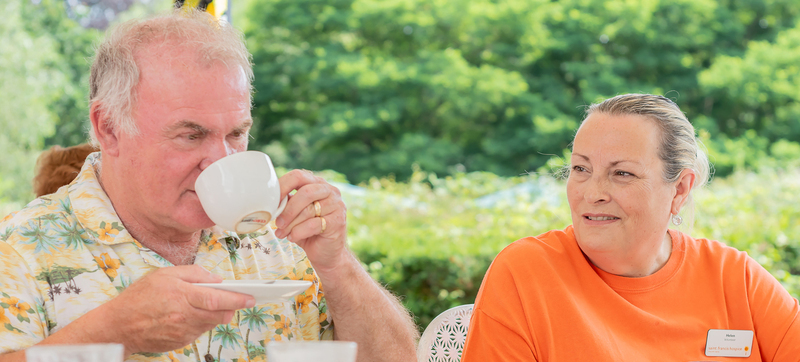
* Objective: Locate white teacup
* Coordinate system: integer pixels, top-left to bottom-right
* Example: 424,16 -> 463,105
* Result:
195,151 -> 288,234
266,341 -> 357,362
26,344 -> 124,362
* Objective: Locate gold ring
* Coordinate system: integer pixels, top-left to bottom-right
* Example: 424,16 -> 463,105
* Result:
313,201 -> 321,217
319,216 -> 327,233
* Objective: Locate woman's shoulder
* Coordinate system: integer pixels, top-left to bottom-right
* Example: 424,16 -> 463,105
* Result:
492,226 -> 580,269
676,231 -> 750,267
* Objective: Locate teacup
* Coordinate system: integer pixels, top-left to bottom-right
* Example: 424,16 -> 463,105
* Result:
266,341 -> 357,362
195,151 -> 287,234
26,343 -> 124,362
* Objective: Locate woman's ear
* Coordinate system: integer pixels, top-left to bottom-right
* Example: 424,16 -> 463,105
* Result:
90,103 -> 120,157
671,168 -> 697,215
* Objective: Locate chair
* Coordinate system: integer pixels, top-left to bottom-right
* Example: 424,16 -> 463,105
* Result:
417,304 -> 474,362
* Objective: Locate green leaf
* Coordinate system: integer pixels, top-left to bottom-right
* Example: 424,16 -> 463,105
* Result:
4,323 -> 24,334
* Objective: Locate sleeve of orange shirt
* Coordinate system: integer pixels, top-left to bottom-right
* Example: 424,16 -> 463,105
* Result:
462,247 -> 539,362
745,256 -> 800,360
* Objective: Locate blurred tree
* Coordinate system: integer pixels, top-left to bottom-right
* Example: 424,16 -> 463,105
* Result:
1,0 -> 157,204
0,0 -> 76,202
23,0 -> 101,148
700,24 -> 800,141
242,0 -> 800,183
5,0 -> 800,204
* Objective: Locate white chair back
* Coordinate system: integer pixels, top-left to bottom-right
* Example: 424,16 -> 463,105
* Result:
416,304 -> 474,362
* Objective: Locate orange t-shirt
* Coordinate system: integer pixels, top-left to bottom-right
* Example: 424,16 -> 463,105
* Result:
462,226 -> 800,361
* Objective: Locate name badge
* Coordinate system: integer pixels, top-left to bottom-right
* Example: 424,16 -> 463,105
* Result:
705,329 -> 753,357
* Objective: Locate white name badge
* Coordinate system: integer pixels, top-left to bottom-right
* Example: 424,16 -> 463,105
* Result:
705,329 -> 754,357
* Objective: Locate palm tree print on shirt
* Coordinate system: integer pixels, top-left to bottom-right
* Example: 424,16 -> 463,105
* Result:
18,218 -> 59,253
212,325 -> 244,362
54,217 -> 88,250
240,307 -> 269,361
36,265 -> 96,300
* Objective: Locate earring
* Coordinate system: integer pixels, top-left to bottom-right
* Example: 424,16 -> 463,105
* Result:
671,214 -> 683,226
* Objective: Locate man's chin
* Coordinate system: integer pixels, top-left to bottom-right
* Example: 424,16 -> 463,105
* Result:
174,210 -> 216,231
178,199 -> 216,228
194,216 -> 217,230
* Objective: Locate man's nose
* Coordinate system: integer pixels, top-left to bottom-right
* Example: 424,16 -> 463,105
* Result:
199,137 -> 236,171
584,176 -> 610,204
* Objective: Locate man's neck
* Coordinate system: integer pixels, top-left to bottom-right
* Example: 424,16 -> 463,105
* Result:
99,164 -> 202,266
127,221 -> 202,266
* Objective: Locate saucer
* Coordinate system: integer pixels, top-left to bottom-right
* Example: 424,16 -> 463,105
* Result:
194,280 -> 312,304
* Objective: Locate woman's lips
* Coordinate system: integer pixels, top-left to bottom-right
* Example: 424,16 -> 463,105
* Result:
582,213 -> 620,225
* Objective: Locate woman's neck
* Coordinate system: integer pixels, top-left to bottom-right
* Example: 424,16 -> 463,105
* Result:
585,231 -> 673,278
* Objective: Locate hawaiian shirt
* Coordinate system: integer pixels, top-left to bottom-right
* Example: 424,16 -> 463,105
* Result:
0,153 -> 333,362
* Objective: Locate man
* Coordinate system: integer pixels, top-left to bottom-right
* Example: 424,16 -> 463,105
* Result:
0,9 -> 417,362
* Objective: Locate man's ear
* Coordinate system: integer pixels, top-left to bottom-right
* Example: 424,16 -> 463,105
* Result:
671,168 -> 697,215
90,103 -> 119,157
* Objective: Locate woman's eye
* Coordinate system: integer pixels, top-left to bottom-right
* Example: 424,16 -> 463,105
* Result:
572,165 -> 587,172
187,134 -> 200,141
615,170 -> 633,176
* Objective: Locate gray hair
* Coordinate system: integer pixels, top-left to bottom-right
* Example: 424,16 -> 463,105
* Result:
88,9 -> 253,146
582,93 -> 712,227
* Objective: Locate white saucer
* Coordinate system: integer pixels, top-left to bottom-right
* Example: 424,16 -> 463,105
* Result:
194,280 -> 312,304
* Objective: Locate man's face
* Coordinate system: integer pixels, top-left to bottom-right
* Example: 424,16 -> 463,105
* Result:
113,48 -> 252,234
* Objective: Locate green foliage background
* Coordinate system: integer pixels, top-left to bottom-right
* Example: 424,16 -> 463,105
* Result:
238,0 -> 800,183
5,0 -> 800,197
0,0 -> 97,207
1,0 -> 800,332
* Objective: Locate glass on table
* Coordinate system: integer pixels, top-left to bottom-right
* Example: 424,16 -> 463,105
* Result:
25,344 -> 124,362
266,341 -> 357,362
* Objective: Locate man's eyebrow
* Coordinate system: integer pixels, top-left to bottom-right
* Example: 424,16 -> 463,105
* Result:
166,120 -> 210,134
233,119 -> 253,133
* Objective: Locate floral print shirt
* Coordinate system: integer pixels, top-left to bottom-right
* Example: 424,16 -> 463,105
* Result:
0,153 -> 333,362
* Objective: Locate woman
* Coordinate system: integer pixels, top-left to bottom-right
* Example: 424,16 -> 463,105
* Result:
461,94 -> 799,361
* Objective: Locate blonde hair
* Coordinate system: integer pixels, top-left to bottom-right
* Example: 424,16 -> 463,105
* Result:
583,93 -> 712,227
88,9 -> 253,145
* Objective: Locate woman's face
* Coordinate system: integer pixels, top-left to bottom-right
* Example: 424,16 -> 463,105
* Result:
567,113 -> 679,271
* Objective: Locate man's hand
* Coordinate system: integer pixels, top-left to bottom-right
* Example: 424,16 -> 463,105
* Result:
100,265 -> 255,355
272,170 -> 417,362
274,169 -> 349,273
